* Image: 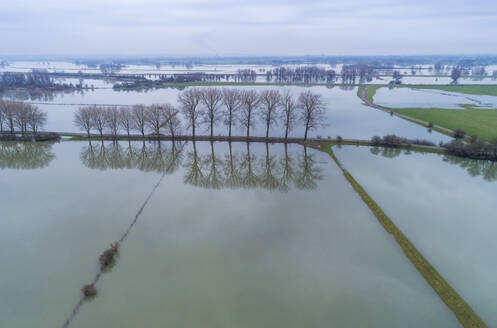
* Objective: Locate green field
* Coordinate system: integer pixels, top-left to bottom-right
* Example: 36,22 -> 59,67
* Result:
361,85 -> 497,141
389,107 -> 497,141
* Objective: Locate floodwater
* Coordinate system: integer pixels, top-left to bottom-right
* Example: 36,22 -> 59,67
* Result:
0,140 -> 459,327
374,87 -> 497,109
335,145 -> 497,325
1,85 -> 452,143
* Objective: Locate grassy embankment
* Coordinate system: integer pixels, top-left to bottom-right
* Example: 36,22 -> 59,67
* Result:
363,85 -> 497,141
320,142 -> 487,328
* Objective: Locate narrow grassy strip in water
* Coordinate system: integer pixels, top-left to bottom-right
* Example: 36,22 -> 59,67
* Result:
320,143 -> 487,328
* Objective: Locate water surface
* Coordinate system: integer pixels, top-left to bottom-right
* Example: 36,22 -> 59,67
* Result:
0,141 -> 458,327
335,145 -> 497,325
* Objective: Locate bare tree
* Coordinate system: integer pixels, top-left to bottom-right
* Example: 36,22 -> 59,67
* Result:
104,106 -> 120,139
239,89 -> 260,137
119,107 -> 133,138
145,104 -> 166,139
0,101 -> 5,132
178,88 -> 202,137
14,102 -> 30,132
3,102 -> 16,133
221,88 -> 241,137
298,91 -> 326,140
200,87 -> 222,137
131,104 -> 147,137
392,71 -> 402,84
451,66 -> 462,83
89,106 -> 106,138
27,106 -> 47,134
74,107 -> 93,137
162,104 -> 182,138
259,89 -> 281,138
281,89 -> 298,140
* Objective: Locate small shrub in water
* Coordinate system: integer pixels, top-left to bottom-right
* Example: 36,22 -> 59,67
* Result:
99,242 -> 120,268
82,284 -> 97,297
428,122 -> 433,128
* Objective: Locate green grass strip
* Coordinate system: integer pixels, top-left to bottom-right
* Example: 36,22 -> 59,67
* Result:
321,143 -> 487,328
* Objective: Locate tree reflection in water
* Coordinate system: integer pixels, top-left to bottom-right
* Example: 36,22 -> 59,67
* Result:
80,140 -> 324,191
369,146 -> 497,182
80,140 -> 185,174
0,141 -> 55,169
443,156 -> 497,182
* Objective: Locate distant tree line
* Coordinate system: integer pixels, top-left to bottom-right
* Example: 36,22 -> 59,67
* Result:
74,88 -> 326,141
0,71 -> 74,91
265,66 -> 337,83
99,63 -> 123,74
0,100 -> 47,134
340,65 -> 380,84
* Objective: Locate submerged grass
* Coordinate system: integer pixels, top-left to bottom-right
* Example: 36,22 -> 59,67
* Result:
408,84 -> 497,96
320,142 -> 487,328
363,84 -> 497,103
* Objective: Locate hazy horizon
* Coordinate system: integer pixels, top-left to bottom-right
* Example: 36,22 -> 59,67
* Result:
2,0 -> 496,56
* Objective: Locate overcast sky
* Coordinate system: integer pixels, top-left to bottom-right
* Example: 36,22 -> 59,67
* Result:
1,0 -> 496,56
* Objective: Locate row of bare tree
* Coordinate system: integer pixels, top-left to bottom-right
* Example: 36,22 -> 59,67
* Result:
74,104 -> 181,139
74,88 -> 326,140
0,100 -> 47,134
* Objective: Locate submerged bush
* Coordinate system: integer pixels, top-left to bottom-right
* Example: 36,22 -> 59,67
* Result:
82,284 -> 97,297
99,242 -> 120,269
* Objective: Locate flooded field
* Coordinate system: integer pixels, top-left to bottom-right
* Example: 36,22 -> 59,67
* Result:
3,61 -> 497,328
0,141 -> 460,327
2,61 -> 497,85
335,145 -> 497,325
375,87 -> 497,109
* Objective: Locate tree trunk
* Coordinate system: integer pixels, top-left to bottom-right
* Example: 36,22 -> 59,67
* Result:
210,115 -> 214,137
192,119 -> 195,137
228,111 -> 232,138
246,110 -> 251,138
